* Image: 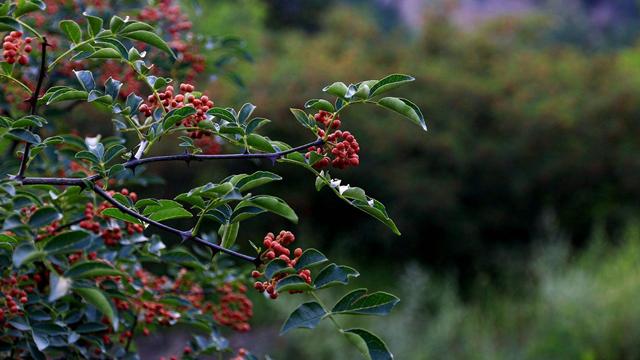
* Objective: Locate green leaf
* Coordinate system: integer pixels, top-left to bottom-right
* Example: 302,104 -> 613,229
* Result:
59,20 -> 82,43
121,30 -> 175,58
245,117 -> 270,134
377,97 -> 426,131
368,74 -> 415,97
73,70 -> 96,92
147,205 -> 192,222
161,249 -> 199,265
220,222 -> 239,249
74,287 -> 117,329
44,87 -> 88,105
275,275 -> 313,292
206,107 -> 236,122
232,171 -> 282,192
323,82 -> 349,98
246,133 -> 275,152
332,289 -> 399,316
290,108 -> 313,129
120,21 -> 155,34
109,16 -> 125,33
351,198 -> 400,235
85,14 -> 103,37
304,99 -> 335,112
13,115 -> 47,128
28,206 -> 62,228
100,208 -> 142,224
15,0 -> 45,17
75,150 -> 100,164
65,261 -> 125,278
237,103 -> 256,124
264,259 -> 296,280
13,243 -> 45,267
280,302 -> 326,334
6,129 -> 41,144
314,264 -> 360,289
162,106 -> 197,130
88,48 -> 122,59
343,328 -> 392,360
294,248 -> 328,271
236,195 -> 298,223
43,230 -> 92,254
0,16 -> 22,32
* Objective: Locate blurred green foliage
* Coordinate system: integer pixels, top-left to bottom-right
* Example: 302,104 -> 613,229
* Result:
260,219 -> 640,359
187,4 -> 640,276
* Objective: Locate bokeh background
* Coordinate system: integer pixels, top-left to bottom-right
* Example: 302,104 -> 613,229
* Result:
136,0 -> 640,358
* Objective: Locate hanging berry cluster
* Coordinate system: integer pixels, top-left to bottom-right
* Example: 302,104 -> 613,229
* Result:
139,83 -> 214,138
307,111 -> 361,169
252,230 -> 311,299
2,31 -> 32,65
0,275 -> 32,321
79,188 -> 143,246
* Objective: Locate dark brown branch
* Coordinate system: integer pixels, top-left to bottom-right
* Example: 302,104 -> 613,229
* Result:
15,37 -> 48,179
124,138 -> 323,170
92,185 -> 259,264
15,137 -> 322,265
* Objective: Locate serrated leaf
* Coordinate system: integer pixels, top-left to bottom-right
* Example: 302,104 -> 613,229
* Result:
369,74 -> 415,97
377,97 -> 426,131
246,133 -> 275,152
332,289 -> 399,316
220,222 -> 239,249
343,328 -> 392,360
161,249 -> 199,264
237,103 -> 256,124
206,107 -> 236,122
84,14 -> 103,36
147,206 -> 192,222
280,302 -> 326,334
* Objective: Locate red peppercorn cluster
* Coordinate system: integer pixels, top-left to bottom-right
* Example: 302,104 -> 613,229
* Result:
80,188 -> 143,246
194,136 -> 222,155
3,31 -> 32,65
230,348 -> 249,360
212,284 -> 253,332
306,111 -> 361,169
252,231 -> 311,299
0,274 -> 35,323
139,83 -> 215,139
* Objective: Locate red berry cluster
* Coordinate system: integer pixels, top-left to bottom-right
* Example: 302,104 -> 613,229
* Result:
139,83 -> 215,140
252,231 -> 311,299
230,348 -> 249,360
212,284 -> 253,332
2,31 -> 32,65
80,188 -> 143,246
0,275 -> 34,322
306,111 -> 361,169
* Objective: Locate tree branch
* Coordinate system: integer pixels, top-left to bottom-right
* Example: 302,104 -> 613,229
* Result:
123,138 -> 324,170
14,138 -> 323,265
15,37 -> 48,179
